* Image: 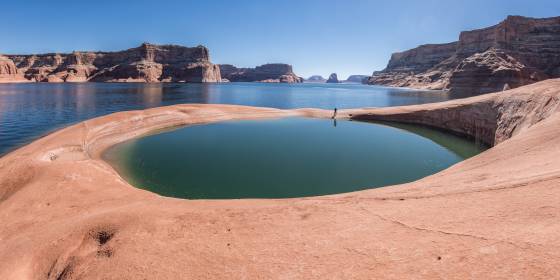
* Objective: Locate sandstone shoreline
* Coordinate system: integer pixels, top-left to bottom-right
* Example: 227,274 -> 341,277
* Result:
1,79 -> 560,279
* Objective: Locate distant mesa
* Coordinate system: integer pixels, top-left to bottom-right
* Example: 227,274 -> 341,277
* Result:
305,75 -> 326,83
0,43 -> 221,83
345,75 -> 369,83
326,73 -> 339,83
367,15 -> 560,95
219,63 -> 303,83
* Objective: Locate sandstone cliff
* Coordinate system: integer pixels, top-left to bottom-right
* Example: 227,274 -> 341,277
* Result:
219,63 -> 302,83
1,43 -> 221,83
0,55 -> 27,83
368,16 -> 560,95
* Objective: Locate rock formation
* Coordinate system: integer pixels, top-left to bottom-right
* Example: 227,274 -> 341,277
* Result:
1,43 -> 221,83
449,48 -> 547,95
0,55 -> 27,83
326,73 -> 339,83
219,63 -> 302,83
305,75 -> 326,83
367,16 -> 560,95
345,75 -> 369,83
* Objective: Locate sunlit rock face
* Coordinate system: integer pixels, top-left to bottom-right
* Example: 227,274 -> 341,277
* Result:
368,16 -> 560,95
0,56 -> 18,75
0,55 -> 27,83
219,63 -> 302,83
2,43 -> 221,83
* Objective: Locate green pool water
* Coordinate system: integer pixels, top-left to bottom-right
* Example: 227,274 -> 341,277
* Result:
103,118 -> 486,199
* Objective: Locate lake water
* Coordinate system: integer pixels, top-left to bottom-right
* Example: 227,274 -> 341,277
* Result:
103,118 -> 485,199
0,83 -> 451,156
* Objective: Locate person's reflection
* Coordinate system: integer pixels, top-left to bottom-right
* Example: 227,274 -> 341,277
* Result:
333,118 -> 337,127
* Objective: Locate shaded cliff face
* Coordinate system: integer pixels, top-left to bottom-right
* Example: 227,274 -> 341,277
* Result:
368,16 -> 560,95
219,63 -> 302,83
2,43 -> 221,83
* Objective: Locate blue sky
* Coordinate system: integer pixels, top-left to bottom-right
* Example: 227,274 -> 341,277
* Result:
1,0 -> 559,79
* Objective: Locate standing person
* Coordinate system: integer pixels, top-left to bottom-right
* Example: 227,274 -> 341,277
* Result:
332,108 -> 338,119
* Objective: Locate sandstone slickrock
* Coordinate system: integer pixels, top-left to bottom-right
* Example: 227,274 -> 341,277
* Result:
345,75 -> 369,83
219,63 -> 302,83
326,73 -> 339,83
1,43 -> 221,83
368,16 -> 560,95
2,80 -> 560,278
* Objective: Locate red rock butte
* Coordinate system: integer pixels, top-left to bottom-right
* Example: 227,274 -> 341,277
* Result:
1,79 -> 560,279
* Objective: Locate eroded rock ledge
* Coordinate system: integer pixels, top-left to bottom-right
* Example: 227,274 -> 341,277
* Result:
1,80 -> 560,279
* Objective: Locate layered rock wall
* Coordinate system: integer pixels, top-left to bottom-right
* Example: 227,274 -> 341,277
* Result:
1,43 -> 221,83
368,16 -> 560,95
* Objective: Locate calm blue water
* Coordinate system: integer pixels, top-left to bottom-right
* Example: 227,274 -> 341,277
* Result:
0,82 -> 450,156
